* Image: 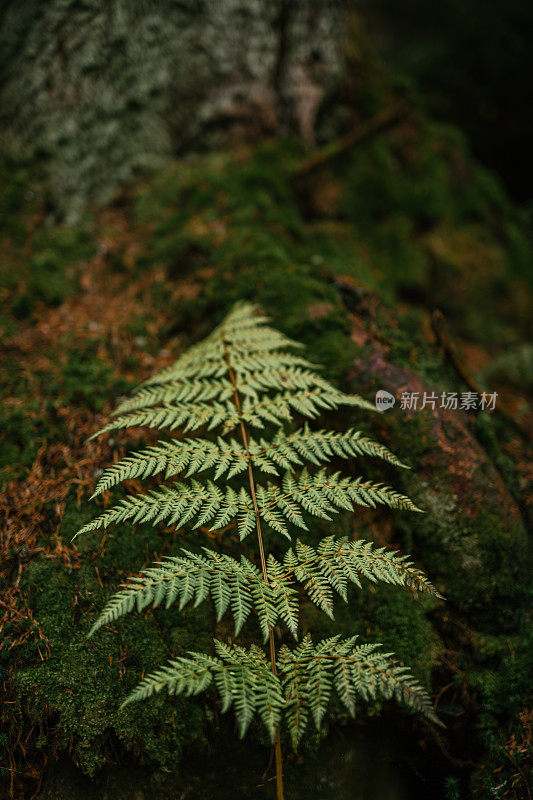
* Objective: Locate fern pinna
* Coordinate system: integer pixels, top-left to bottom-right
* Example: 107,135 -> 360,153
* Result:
75,303 -> 442,799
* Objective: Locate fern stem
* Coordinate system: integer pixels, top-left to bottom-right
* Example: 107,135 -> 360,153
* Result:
224,338 -> 285,800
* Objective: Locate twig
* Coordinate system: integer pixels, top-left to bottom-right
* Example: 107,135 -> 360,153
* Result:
293,104 -> 406,181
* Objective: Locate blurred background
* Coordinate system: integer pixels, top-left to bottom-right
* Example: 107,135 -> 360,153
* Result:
0,2 -> 531,799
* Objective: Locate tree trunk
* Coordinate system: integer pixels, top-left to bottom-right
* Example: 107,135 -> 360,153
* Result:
0,0 -> 346,220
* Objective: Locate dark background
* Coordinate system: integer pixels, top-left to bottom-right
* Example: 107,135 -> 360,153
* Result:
362,0 -> 533,203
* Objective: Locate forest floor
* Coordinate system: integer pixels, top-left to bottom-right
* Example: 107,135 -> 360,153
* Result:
1,124 -> 531,799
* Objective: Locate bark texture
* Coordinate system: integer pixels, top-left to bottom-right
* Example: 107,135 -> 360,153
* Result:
0,0 -> 345,219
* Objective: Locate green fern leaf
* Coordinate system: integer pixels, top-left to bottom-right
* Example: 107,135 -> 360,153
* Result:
278,634 -> 441,746
79,301 -> 442,786
124,641 -> 284,741
88,548 -> 281,638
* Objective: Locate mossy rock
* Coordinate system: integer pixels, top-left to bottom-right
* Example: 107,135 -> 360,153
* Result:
1,136 -> 531,796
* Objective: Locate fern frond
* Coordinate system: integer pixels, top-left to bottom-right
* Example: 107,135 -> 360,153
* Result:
124,640 -> 284,740
113,378 -> 234,415
216,388 -> 373,431
95,390 -> 373,439
124,633 -> 439,748
91,301 -> 374,440
93,426 -> 407,498
250,424 -> 407,471
91,533 -> 438,644
254,469 -> 421,538
75,481 -> 250,540
89,548 -> 248,636
287,536 -> 440,598
91,437 -> 251,497
278,634 -> 440,746
80,467 -> 420,543
88,548 -> 275,638
81,300 -> 442,765
237,367 -> 330,396
230,351 -> 319,375
139,303 -> 296,390
90,399 -> 236,439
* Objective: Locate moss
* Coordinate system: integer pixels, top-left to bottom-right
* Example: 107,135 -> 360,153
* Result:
0,155 -> 95,328
0,335 -> 135,487
401,492 -> 529,631
340,121 -> 510,235
0,406 -> 44,484
135,143 -> 360,383
470,629 -> 532,732
474,414 -> 525,505
370,216 -> 431,299
378,307 -> 456,389
468,627 -> 532,798
44,340 -> 131,412
10,501 -> 213,776
364,586 -> 437,686
0,152 -> 45,244
343,130 -> 452,231
134,133 -> 531,366
338,121 -> 532,350
18,224 -> 94,316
